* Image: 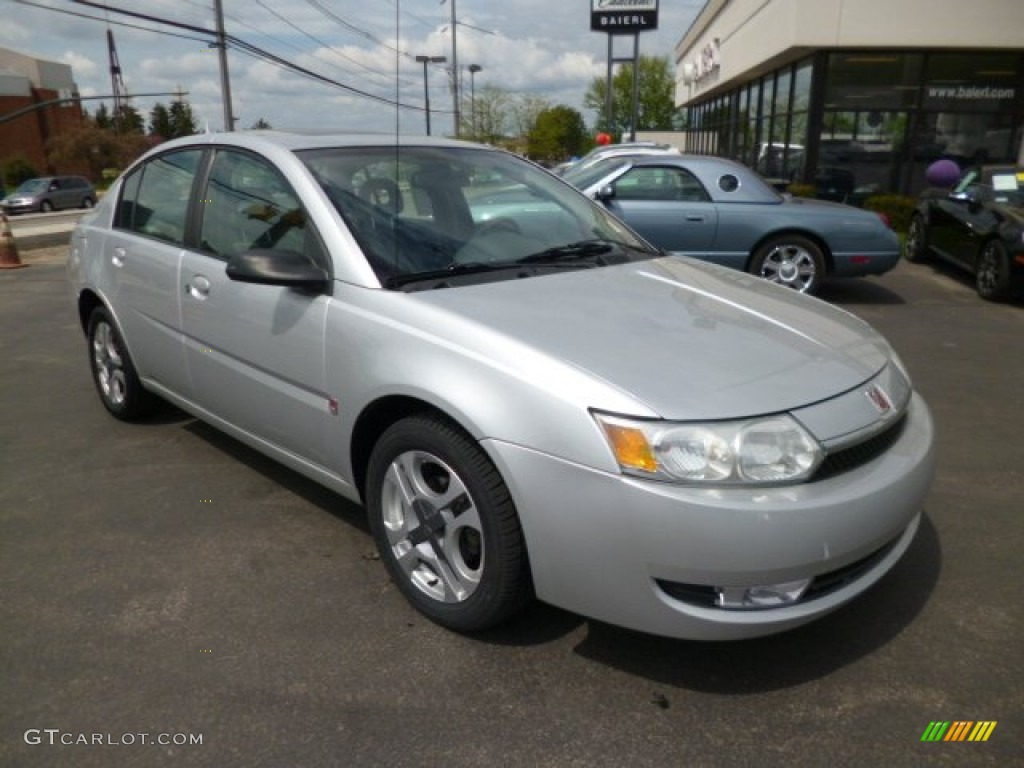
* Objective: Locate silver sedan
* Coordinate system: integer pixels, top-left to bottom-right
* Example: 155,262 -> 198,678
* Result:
68,132 -> 934,640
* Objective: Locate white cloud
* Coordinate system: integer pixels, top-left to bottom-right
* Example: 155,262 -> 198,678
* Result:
4,0 -> 702,134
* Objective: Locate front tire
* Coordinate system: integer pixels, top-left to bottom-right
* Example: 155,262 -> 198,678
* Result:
40,200 -> 53,213
366,414 -> 532,632
975,240 -> 1012,301
905,214 -> 931,263
749,235 -> 825,294
87,306 -> 156,420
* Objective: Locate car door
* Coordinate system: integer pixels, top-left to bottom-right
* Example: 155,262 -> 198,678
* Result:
179,147 -> 332,466
600,165 -> 718,255
55,178 -> 76,209
102,149 -> 203,397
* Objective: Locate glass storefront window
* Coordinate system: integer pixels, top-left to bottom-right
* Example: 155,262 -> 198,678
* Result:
774,68 -> 793,116
825,53 -> 923,110
923,53 -> 1020,113
792,60 -> 812,113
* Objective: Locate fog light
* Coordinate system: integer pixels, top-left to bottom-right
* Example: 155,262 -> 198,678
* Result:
716,578 -> 811,609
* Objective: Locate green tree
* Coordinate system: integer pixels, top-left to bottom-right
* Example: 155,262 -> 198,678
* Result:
46,119 -> 150,181
527,105 -> 587,166
168,100 -> 198,138
460,85 -> 510,143
2,155 -> 38,188
584,54 -> 677,136
509,93 -> 551,141
149,103 -> 173,139
116,104 -> 146,134
251,117 -> 272,129
94,103 -> 113,130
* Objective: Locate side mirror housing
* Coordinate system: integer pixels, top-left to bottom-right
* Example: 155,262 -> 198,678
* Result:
226,249 -> 329,292
596,184 -> 616,202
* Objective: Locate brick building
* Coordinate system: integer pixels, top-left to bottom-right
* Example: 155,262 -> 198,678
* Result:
0,47 -> 85,183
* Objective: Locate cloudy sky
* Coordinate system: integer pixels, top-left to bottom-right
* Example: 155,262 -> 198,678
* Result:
2,0 -> 703,135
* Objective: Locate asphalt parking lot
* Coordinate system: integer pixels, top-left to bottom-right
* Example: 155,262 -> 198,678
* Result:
1,248 -> 1021,767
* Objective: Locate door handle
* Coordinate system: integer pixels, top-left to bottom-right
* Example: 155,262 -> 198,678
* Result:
185,275 -> 211,300
111,247 -> 126,268
686,215 -> 705,222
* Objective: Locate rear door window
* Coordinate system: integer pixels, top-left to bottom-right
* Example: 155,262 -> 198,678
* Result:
115,150 -> 203,246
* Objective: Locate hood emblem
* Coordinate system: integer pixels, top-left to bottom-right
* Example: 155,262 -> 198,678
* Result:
865,384 -> 893,416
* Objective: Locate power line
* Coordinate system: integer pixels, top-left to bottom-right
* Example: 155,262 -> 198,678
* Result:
302,0 -> 414,61
14,0 -> 209,44
65,0 -> 431,113
252,0 -> 417,88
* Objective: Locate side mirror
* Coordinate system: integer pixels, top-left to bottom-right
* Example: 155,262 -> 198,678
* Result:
595,184 -> 616,202
226,249 -> 329,292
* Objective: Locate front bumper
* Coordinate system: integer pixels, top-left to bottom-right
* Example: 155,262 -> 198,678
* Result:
484,393 -> 935,640
1,202 -> 37,215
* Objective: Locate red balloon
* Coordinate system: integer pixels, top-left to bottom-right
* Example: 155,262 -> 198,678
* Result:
595,132 -> 612,146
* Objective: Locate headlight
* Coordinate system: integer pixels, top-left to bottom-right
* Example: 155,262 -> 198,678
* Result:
594,412 -> 823,485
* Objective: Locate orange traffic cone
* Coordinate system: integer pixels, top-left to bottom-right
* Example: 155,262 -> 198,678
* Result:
0,211 -> 28,269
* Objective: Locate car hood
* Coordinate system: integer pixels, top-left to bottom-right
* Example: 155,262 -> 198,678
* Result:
411,258 -> 890,420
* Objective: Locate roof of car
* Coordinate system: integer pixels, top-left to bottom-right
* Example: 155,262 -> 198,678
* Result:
154,130 -> 480,154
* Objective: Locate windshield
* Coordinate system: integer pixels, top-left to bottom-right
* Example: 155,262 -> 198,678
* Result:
298,146 -> 655,289
561,157 -> 630,190
14,179 -> 49,196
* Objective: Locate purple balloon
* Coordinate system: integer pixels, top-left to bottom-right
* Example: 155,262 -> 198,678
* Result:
925,159 -> 960,188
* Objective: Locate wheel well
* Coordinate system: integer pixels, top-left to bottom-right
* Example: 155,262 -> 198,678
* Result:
77,290 -> 103,335
747,230 -> 833,274
350,396 -> 458,502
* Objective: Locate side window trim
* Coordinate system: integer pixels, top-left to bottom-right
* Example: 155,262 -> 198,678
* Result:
113,148 -> 204,247
195,146 -> 331,281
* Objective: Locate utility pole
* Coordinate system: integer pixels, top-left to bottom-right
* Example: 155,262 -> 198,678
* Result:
450,0 -> 459,137
213,0 -> 234,131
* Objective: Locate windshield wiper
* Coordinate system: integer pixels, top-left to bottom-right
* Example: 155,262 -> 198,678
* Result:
517,239 -> 615,265
384,261 -> 512,289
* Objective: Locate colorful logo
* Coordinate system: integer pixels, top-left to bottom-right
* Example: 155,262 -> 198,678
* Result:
921,721 -> 997,742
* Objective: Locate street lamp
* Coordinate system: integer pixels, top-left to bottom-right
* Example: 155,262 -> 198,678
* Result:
468,64 -> 482,139
415,55 -> 447,136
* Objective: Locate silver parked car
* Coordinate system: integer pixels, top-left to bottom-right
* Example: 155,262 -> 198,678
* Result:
563,154 -> 901,294
68,132 -> 935,641
1,175 -> 96,214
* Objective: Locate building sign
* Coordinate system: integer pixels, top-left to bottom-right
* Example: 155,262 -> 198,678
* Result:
683,38 -> 720,84
591,0 -> 659,33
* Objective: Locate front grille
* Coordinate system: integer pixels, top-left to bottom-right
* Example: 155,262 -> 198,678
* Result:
654,535 -> 901,610
812,416 -> 906,481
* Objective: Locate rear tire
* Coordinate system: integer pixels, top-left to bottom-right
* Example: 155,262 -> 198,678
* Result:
81,197 -> 95,209
749,235 -> 824,294
904,214 -> 930,263
975,240 -> 1012,302
366,414 -> 532,632
87,306 -> 156,420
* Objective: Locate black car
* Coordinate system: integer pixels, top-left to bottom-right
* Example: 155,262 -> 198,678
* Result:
905,166 -> 1024,301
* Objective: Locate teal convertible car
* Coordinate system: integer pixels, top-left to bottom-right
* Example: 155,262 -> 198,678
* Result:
563,153 -> 900,295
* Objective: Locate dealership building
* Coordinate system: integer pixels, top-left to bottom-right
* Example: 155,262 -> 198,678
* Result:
673,0 -> 1024,198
